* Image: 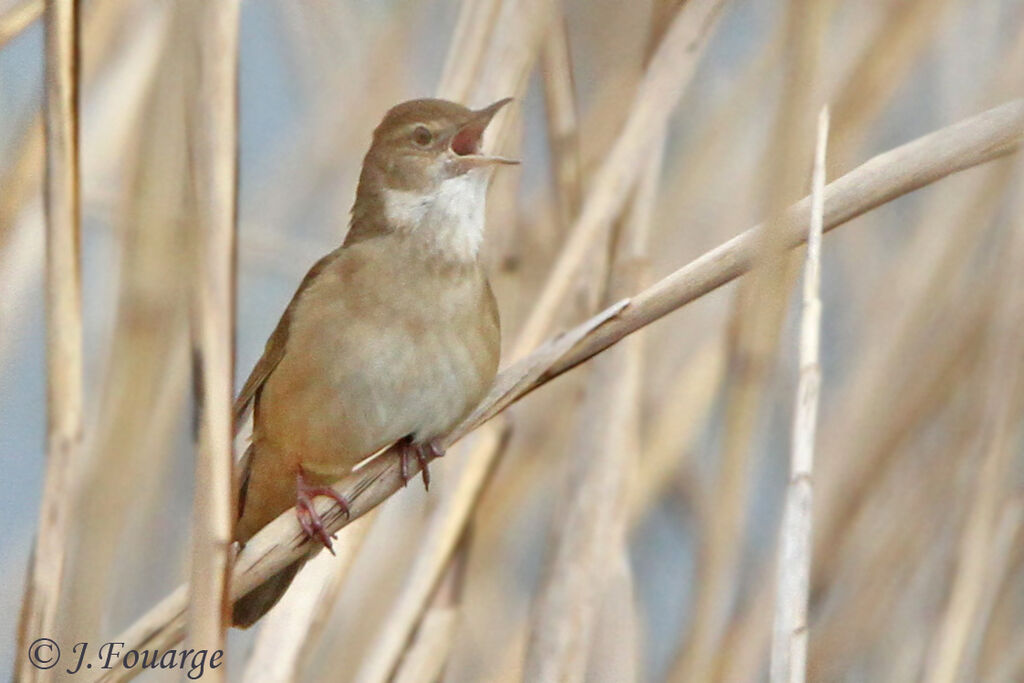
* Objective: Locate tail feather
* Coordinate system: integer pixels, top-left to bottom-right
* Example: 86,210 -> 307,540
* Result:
232,442 -> 305,628
231,557 -> 306,628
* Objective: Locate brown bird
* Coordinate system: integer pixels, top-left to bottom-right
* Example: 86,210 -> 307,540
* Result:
231,97 -> 515,627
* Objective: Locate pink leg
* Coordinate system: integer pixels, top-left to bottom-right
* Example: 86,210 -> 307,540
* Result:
294,468 -> 350,554
398,439 -> 446,491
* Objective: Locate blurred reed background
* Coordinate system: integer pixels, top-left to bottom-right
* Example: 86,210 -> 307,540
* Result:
2,0 -> 1024,681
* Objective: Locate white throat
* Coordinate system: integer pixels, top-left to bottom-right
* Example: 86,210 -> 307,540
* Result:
382,172 -> 488,263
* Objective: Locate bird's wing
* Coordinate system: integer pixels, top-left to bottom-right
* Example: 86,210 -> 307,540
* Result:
232,247 -> 344,432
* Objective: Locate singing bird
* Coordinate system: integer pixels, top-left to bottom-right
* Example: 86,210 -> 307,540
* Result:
231,98 -> 515,626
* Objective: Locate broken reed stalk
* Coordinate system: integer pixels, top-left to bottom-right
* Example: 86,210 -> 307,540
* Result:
718,270 -> 996,682
796,22 -> 1024,601
716,143 -> 1020,683
770,106 -> 830,683
183,0 -> 240,672
91,99 -> 1024,683
14,1 -> 82,682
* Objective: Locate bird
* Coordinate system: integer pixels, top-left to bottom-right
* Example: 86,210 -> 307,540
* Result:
230,97 -> 515,627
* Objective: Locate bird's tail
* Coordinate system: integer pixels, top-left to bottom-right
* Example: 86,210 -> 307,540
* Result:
231,557 -> 306,628
231,442 -> 306,628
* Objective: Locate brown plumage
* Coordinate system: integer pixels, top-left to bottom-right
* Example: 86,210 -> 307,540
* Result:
231,98 -> 514,627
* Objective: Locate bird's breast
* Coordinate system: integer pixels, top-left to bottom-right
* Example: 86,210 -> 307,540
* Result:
256,251 -> 499,479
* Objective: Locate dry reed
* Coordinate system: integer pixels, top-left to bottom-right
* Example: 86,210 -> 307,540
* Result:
181,0 -> 240,672
4,3 -> 1024,682
769,106 -> 830,683
83,96 -> 1024,682
14,2 -> 81,681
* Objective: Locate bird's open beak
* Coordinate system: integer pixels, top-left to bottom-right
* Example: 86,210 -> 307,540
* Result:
449,97 -> 520,172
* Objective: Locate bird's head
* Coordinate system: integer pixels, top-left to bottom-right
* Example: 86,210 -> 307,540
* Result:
363,97 -> 517,191
349,97 -> 518,260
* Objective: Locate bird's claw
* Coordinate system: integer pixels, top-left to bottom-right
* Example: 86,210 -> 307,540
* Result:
398,440 -> 446,491
295,469 -> 350,554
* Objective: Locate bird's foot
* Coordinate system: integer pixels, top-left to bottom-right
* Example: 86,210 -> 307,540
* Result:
399,439 -> 446,491
295,468 -> 350,554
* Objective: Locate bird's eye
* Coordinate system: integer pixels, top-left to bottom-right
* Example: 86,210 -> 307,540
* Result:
412,125 -> 433,147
